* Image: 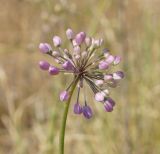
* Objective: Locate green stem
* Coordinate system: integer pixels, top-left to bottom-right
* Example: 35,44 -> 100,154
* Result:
59,77 -> 79,154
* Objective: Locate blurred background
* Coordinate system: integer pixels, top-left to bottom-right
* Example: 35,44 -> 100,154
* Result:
0,0 -> 160,154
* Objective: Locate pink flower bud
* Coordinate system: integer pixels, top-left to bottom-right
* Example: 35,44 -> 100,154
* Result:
105,55 -> 115,64
53,36 -> 61,47
95,92 -> 105,102
95,80 -> 104,86
72,39 -> 78,46
73,46 -> 81,54
104,74 -> 113,81
113,71 -> 124,80
99,61 -> 109,70
60,91 -> 69,101
66,28 -> 74,40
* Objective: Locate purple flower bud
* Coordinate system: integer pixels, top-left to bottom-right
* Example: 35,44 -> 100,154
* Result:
95,92 -> 105,102
60,91 -> 69,101
39,60 -> 50,70
49,66 -> 59,75
53,36 -> 61,47
75,32 -> 86,45
105,55 -> 115,64
104,101 -> 113,112
83,105 -> 93,119
85,37 -> 92,47
99,61 -> 109,70
66,28 -> 74,40
62,61 -> 73,70
74,103 -> 82,114
113,71 -> 124,80
106,97 -> 115,106
39,43 -> 52,53
104,97 -> 115,112
114,56 -> 121,65
104,74 -> 113,81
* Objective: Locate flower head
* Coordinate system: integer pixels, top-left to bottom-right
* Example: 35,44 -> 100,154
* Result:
38,28 -> 124,119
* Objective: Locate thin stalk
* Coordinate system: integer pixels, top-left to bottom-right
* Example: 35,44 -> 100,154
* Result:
59,77 -> 79,154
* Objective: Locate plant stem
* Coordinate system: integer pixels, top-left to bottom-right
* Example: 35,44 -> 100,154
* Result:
59,77 -> 79,154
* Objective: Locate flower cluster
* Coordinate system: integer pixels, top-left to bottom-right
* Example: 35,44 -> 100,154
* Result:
39,28 -> 124,119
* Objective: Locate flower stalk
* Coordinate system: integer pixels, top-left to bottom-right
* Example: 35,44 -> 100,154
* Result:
59,77 -> 79,154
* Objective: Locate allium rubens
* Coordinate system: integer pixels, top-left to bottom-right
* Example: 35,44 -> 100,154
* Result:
39,28 -> 124,119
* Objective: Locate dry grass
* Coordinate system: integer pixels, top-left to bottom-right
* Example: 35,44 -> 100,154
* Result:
0,0 -> 160,154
